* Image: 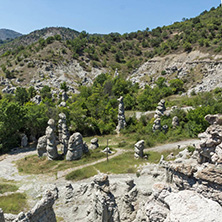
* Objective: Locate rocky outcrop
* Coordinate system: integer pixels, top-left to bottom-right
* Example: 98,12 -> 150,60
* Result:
11,187 -> 58,222
66,132 -> 83,161
196,114 -> 222,164
116,96 -> 126,133
46,119 -> 58,160
134,140 -> 144,159
89,138 -> 99,150
36,135 -> 47,157
134,183 -> 222,222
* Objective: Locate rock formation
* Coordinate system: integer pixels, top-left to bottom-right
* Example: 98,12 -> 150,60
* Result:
89,138 -> 99,150
83,141 -> 89,154
21,134 -> 28,148
134,140 -> 144,159
36,135 -> 47,157
66,132 -> 84,161
172,116 -> 179,128
46,119 -> 58,160
116,96 -> 126,133
153,99 -> 166,131
10,187 -> 58,222
161,114 -> 222,206
196,114 -> 222,164
87,174 -> 120,222
136,183 -> 222,222
58,113 -> 69,155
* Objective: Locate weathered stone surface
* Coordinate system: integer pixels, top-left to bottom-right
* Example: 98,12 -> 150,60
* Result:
12,187 -> 58,222
116,96 -> 126,133
134,140 -> 144,159
196,114 -> 222,164
89,138 -> 99,150
36,135 -> 47,157
30,95 -> 41,105
87,174 -> 120,222
83,141 -> 89,154
46,119 -> 58,160
153,100 -> 166,132
58,113 -> 69,155
66,132 -> 83,161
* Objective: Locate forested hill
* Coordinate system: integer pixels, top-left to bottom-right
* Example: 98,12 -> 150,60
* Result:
0,5 -> 222,87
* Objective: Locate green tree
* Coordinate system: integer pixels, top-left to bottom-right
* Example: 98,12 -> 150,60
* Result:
15,87 -> 29,105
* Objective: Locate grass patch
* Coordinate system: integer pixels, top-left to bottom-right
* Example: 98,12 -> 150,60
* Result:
65,149 -> 186,181
16,149 -> 108,175
0,193 -> 27,214
65,166 -> 98,181
0,183 -> 18,194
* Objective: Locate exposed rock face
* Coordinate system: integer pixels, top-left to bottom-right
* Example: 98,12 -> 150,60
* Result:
36,135 -> 47,157
21,134 -> 28,148
172,116 -> 179,128
134,140 -> 144,159
12,187 -> 58,222
134,183 -> 222,222
0,208 -> 5,222
116,96 -> 126,133
196,114 -> 222,164
87,174 -> 120,222
153,99 -> 166,131
46,119 -> 58,160
89,138 -> 99,150
66,132 -> 83,161
58,113 -> 69,155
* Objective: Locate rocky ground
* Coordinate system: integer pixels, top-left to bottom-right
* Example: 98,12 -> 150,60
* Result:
0,138 -> 208,222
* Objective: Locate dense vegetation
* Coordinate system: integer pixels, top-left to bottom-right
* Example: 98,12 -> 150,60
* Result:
1,70 -> 222,154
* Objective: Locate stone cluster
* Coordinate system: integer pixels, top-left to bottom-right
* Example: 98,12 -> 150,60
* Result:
116,96 -> 126,133
134,140 -> 144,159
152,99 -> 166,131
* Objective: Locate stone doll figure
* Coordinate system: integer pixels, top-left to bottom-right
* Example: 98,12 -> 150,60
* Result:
46,119 -> 58,160
116,96 -> 127,133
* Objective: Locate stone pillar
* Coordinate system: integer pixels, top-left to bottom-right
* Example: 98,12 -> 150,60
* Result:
0,208 -> 5,222
21,134 -> 28,148
66,132 -> 83,161
116,96 -> 126,134
58,113 -> 69,155
46,119 -> 58,160
134,140 -> 145,159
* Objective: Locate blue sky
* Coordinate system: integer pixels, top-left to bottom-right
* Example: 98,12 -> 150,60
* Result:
0,0 -> 220,34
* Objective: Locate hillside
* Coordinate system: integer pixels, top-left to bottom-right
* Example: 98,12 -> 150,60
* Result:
0,28 -> 22,41
0,5 -> 222,93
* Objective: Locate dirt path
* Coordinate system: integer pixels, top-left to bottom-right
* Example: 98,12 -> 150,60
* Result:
57,148 -> 126,178
145,138 -> 200,153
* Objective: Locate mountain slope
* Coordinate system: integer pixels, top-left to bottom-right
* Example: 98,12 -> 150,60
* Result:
0,5 -> 222,94
0,29 -> 22,41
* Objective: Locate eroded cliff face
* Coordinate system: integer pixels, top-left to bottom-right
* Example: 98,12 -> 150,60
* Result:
128,51 -> 222,94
